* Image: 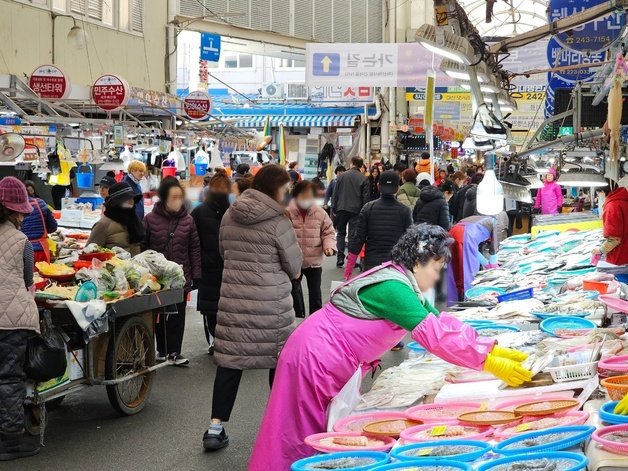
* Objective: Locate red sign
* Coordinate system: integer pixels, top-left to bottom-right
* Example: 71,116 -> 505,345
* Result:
183,91 -> 211,120
29,65 -> 70,100
91,75 -> 130,112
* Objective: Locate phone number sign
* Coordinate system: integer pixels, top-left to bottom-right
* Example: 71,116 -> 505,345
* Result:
91,75 -> 130,112
549,0 -> 625,53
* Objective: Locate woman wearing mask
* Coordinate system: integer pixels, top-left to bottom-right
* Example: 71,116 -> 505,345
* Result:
367,165 -> 381,202
287,181 -> 336,314
0,177 -> 41,460
534,168 -> 563,215
191,170 -> 233,354
249,224 -> 531,470
202,165 -> 302,452
87,182 -> 144,256
123,160 -> 146,219
142,177 -> 201,366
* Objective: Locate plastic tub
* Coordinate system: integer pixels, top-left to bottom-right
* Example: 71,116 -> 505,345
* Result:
601,375 -> 628,401
390,440 -> 491,462
599,355 -> 628,374
582,279 -> 610,294
539,316 -> 596,337
334,412 -> 410,433
406,402 -> 483,423
406,342 -> 427,358
598,401 -> 628,425
194,163 -> 208,175
400,423 -> 493,443
371,460 -> 471,471
161,165 -> 177,178
304,432 -> 395,453
592,424 -> 628,455
76,196 -> 104,209
476,451 -> 587,471
492,425 -> 596,455
599,295 -> 628,313
493,411 -> 590,440
494,395 -> 576,412
291,451 -> 389,471
79,252 -> 115,262
465,286 -> 506,300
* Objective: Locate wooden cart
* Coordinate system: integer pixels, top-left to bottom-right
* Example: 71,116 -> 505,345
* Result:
27,289 -> 183,419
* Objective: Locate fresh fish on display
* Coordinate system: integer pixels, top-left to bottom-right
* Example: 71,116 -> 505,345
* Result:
307,457 -> 379,469
493,331 -> 548,352
409,445 -> 477,457
606,431 -> 628,442
492,458 -> 576,471
502,432 -> 574,450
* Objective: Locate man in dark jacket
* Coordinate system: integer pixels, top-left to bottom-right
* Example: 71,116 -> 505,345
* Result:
344,170 -> 412,278
413,185 -> 451,230
332,157 -> 369,267
454,173 -> 483,222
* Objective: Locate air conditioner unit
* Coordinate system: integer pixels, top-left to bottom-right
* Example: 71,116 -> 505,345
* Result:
262,82 -> 284,99
286,83 -> 308,100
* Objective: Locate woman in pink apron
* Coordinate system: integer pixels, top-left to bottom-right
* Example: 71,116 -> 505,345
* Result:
248,224 -> 532,470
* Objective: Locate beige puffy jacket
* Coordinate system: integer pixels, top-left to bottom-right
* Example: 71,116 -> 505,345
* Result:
287,201 -> 336,269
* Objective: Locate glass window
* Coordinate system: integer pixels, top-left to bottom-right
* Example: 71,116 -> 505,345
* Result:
238,54 -> 253,68
224,54 -> 238,68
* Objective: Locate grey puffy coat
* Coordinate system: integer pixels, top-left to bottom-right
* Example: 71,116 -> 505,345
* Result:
215,189 -> 303,370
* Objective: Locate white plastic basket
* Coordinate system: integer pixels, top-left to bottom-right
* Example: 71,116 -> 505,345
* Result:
545,361 -> 599,383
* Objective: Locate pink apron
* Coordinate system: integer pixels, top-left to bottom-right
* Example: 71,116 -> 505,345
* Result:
248,263 -> 407,470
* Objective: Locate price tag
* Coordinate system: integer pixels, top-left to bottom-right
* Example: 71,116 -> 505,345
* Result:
516,423 -> 532,432
417,448 -> 433,456
430,425 -> 448,436
479,402 -> 488,411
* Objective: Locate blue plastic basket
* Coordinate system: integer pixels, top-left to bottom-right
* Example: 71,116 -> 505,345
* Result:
539,316 -> 596,336
76,196 -> 104,209
465,320 -> 496,328
194,162 -> 208,175
492,426 -> 596,455
497,288 -> 533,303
532,312 -> 591,320
371,459 -> 472,471
616,274 -> 628,284
291,451 -> 389,471
477,451 -> 588,471
76,164 -> 94,189
465,286 -> 506,300
599,401 -> 628,425
390,440 -> 491,462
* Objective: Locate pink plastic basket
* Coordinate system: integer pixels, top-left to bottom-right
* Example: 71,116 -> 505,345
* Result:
492,411 -> 589,440
304,431 -> 396,453
592,424 -> 628,454
599,355 -> 628,374
599,295 -> 628,313
406,401 -> 483,423
333,411 -> 410,432
494,395 -> 576,412
399,422 -> 493,443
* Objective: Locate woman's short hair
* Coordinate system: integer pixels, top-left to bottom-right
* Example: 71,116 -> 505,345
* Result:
452,171 -> 466,182
252,164 -> 290,199
439,181 -> 455,193
235,174 -> 254,194
292,180 -> 316,198
401,169 -> 417,184
391,223 -> 454,269
128,160 -> 147,174
157,176 -> 184,202
210,171 -> 231,192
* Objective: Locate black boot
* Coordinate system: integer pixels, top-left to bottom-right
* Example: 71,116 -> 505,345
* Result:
0,430 -> 40,461
336,253 -> 345,268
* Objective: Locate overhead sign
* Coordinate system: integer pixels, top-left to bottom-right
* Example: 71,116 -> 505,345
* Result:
29,65 -> 71,100
310,86 -> 373,103
183,90 -> 211,120
200,33 -> 221,62
549,0 -> 625,53
306,43 -> 426,87
91,75 -> 130,112
546,38 -> 602,83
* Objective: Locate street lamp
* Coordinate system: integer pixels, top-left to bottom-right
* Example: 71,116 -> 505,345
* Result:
52,13 -> 88,63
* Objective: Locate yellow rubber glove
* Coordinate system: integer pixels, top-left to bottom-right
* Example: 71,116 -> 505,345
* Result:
491,345 -> 528,363
614,394 -> 628,415
483,353 -> 533,387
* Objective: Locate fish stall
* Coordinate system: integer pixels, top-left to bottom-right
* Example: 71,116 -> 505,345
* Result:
291,228 -> 628,470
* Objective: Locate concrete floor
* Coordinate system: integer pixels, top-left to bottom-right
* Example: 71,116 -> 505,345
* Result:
4,259 -> 411,471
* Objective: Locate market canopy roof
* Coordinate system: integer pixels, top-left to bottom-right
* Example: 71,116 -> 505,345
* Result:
459,0 -> 548,38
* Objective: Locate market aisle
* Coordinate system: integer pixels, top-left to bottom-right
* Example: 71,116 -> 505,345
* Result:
4,259 -> 407,471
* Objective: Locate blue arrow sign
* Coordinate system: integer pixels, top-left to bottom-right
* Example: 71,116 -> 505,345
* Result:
200,33 -> 221,62
312,53 -> 340,76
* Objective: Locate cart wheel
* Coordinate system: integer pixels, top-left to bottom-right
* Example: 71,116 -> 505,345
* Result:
24,405 -> 41,436
105,316 -> 155,416
45,396 -> 64,411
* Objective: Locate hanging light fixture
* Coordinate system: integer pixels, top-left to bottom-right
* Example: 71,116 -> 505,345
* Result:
459,81 -> 501,94
557,169 -> 608,187
477,152 -> 505,215
415,24 -> 476,65
440,58 -> 489,82
67,20 -> 88,50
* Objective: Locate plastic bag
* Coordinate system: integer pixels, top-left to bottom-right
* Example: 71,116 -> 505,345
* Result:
132,250 -> 185,289
25,311 -> 68,382
326,368 -> 362,432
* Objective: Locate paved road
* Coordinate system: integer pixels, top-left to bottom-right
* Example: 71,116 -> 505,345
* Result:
5,260 -> 409,471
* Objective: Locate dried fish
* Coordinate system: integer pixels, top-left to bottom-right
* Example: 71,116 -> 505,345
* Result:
503,432 -> 573,450
492,458 -> 577,471
409,445 -> 477,457
605,431 -> 628,443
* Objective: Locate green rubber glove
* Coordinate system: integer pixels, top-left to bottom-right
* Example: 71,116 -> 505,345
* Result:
614,394 -> 628,415
491,345 -> 528,363
483,353 -> 533,387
